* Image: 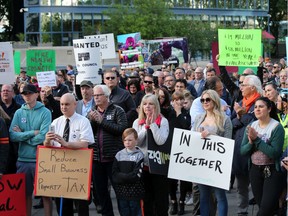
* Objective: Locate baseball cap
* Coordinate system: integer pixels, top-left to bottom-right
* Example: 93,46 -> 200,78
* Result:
80,80 -> 93,88
21,84 -> 38,95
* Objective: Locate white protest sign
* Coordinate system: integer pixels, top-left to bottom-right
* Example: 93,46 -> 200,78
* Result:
36,71 -> 57,87
73,38 -> 102,85
0,42 -> 16,84
168,129 -> 234,190
84,33 -> 116,59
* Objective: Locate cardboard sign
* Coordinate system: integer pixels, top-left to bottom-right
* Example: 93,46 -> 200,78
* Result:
0,174 -> 26,216
147,129 -> 171,175
84,33 -> 116,59
26,50 -> 56,76
36,71 -> 57,87
117,32 -> 144,69
0,42 -> 16,84
35,146 -> 93,200
73,38 -> 102,85
168,129 -> 234,190
218,29 -> 261,67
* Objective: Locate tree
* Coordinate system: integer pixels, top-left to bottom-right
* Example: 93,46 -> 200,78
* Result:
102,0 -> 175,39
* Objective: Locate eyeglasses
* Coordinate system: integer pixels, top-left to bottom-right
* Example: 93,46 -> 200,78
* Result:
239,81 -> 243,85
240,84 -> 250,87
144,80 -> 153,84
1,90 -> 12,92
165,79 -> 174,82
263,70 -> 268,73
93,94 -> 105,97
273,66 -> 278,68
105,77 -> 116,80
200,98 -> 212,103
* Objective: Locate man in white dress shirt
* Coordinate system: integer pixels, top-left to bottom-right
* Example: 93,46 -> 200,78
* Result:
44,93 -> 94,216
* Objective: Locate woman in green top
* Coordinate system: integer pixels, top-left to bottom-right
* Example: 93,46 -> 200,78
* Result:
241,97 -> 285,216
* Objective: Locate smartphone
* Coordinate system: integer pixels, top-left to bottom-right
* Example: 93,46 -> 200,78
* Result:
49,125 -> 55,133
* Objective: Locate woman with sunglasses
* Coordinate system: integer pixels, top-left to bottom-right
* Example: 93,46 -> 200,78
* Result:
193,89 -> 232,216
241,97 -> 285,216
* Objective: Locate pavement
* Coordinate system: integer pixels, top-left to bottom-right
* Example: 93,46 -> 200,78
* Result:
32,185 -> 258,216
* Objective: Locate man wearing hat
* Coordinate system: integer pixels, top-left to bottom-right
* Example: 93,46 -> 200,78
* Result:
76,80 -> 95,117
19,70 -> 31,83
9,84 -> 52,216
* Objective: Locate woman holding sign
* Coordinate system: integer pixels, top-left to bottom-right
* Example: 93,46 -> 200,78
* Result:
193,89 -> 232,216
132,94 -> 169,216
241,97 -> 285,216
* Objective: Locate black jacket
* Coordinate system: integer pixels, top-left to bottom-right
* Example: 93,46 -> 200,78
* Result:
90,103 -> 128,161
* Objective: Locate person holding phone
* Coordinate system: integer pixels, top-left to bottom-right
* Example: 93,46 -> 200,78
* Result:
241,97 -> 285,216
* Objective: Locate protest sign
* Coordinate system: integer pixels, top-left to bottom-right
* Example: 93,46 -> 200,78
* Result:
147,129 -> 171,175
73,38 -> 102,85
84,33 -> 116,59
117,32 -> 144,69
0,173 -> 26,215
36,71 -> 57,87
145,38 -> 188,66
218,29 -> 261,67
34,146 -> 93,200
14,50 -> 21,75
168,129 -> 234,190
0,42 -> 16,84
26,50 -> 56,76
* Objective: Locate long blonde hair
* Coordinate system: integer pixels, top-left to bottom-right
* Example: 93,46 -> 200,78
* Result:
138,94 -> 161,121
201,89 -> 225,132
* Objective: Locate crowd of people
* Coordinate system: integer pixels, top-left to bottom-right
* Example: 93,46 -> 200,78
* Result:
0,56 -> 287,216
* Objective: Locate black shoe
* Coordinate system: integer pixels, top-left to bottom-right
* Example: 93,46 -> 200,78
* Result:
249,197 -> 256,205
178,201 -> 185,215
169,201 -> 178,215
237,212 -> 248,216
33,199 -> 44,209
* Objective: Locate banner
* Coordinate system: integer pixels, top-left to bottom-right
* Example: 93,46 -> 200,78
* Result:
218,29 -> 261,67
117,32 -> 144,69
84,33 -> 116,59
147,129 -> 171,175
0,174 -> 26,216
168,129 -> 234,190
36,71 -> 57,87
26,50 -> 56,76
0,42 -> 16,84
73,38 -> 102,85
14,50 -> 21,75
145,38 -> 188,66
34,146 -> 93,200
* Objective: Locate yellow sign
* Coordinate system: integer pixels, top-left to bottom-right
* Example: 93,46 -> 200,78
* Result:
218,29 -> 262,67
34,146 -> 93,200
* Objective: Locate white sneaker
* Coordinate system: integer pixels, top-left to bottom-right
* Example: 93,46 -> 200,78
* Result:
184,194 -> 193,205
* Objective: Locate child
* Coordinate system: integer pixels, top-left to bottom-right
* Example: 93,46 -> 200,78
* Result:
112,128 -> 144,216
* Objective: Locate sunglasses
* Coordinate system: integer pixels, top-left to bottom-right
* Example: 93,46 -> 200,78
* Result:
144,80 -> 153,84
105,77 -> 116,80
263,71 -> 268,73
200,98 -> 212,103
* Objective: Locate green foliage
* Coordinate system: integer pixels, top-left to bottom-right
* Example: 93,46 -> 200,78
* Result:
103,0 -> 175,39
16,33 -> 25,42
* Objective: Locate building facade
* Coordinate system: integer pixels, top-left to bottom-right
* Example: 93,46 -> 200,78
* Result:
23,0 -> 270,46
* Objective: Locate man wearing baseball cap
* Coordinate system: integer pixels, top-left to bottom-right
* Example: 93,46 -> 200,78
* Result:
9,83 -> 52,216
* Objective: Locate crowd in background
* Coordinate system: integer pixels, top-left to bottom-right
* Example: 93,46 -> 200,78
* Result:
0,56 -> 287,216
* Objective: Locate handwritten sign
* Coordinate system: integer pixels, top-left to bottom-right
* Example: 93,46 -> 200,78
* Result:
0,42 -> 16,84
26,50 -> 56,76
84,33 -> 116,59
168,129 -> 234,190
34,146 -> 93,200
36,71 -> 57,87
73,38 -> 102,85
218,29 -> 261,67
147,129 -> 171,175
0,174 -> 26,215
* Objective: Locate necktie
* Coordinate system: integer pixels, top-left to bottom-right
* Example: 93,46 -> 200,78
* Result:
63,119 -> 70,142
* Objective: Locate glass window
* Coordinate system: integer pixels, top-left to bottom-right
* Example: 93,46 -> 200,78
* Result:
26,13 -> 39,33
63,13 -> 72,31
40,0 -> 49,5
42,33 -> 51,43
51,13 -> 61,31
63,33 -> 73,46
52,33 -> 62,46
26,34 -> 39,46
27,0 -> 40,5
41,13 -> 51,32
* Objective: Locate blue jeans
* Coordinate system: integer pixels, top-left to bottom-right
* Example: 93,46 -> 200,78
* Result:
117,199 -> 141,216
198,184 -> 228,216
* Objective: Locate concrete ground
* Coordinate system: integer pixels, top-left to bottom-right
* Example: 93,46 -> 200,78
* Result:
32,185 -> 258,216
